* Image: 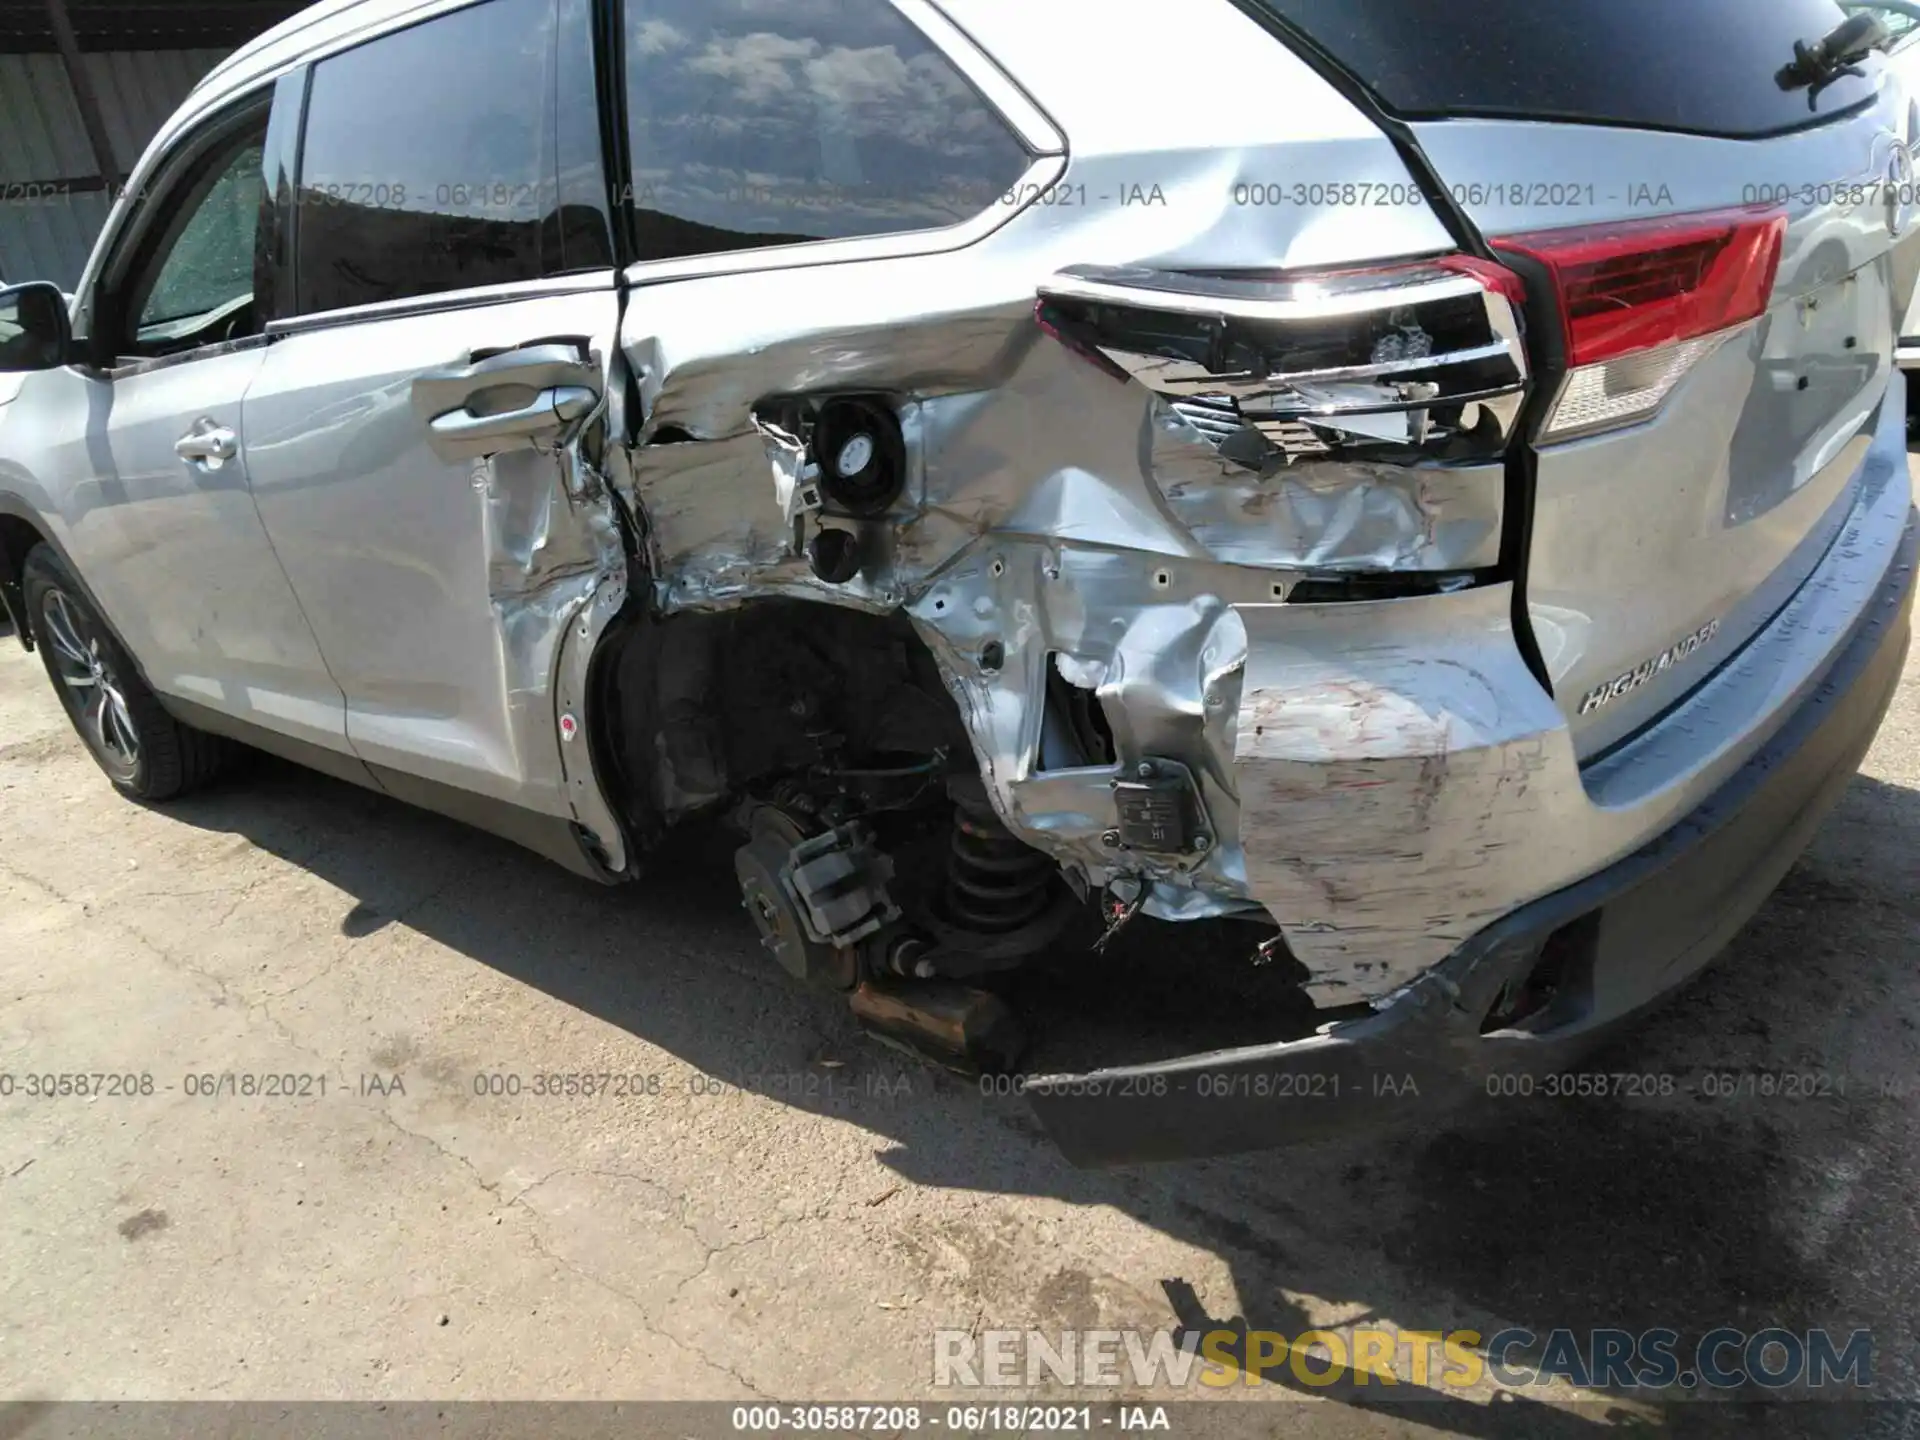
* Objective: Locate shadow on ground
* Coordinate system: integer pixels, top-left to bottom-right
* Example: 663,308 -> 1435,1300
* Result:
147,746 -> 1920,1437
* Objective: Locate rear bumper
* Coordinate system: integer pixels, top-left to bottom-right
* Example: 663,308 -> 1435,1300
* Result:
1029,506 -> 1917,1166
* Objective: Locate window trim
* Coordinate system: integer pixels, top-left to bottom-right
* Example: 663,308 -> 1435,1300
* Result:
262,268 -> 618,338
552,0 -> 619,274
611,0 -> 1065,285
195,0 -> 504,123
74,0 -> 567,326
88,89 -> 275,376
892,0 -> 1063,155
258,65 -> 311,330
620,154 -> 1065,289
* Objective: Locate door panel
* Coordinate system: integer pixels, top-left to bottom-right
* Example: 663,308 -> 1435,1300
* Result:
43,83 -> 349,751
31,349 -> 351,751
241,287 -> 622,814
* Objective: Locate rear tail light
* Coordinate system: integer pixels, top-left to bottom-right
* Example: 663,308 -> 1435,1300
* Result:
1495,207 -> 1787,441
1034,258 -> 1532,464
1030,257 -> 1529,588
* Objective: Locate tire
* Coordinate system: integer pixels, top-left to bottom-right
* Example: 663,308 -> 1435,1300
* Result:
21,543 -> 228,800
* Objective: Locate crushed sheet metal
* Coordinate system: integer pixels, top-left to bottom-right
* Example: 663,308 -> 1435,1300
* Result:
1234,586 -> 1568,1002
554,570 -> 629,875
485,388 -> 630,874
626,310 -> 1031,442
753,416 -> 821,537
1230,421 -> 1910,1003
907,543 -> 1266,922
1150,403 -> 1506,572
603,119 -> 1519,981
618,284 -> 1522,938
638,427 -> 908,614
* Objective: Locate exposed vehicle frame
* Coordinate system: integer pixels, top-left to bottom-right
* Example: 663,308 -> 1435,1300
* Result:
0,0 -> 1915,1165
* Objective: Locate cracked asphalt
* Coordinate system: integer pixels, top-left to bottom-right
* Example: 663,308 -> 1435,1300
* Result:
2,464 -> 1919,1437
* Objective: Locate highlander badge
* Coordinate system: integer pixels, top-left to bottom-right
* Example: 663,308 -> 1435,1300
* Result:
1578,618 -> 1723,716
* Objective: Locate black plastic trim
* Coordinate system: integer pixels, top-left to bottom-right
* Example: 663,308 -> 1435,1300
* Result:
1487,241 -> 1571,693
254,67 -> 306,331
0,536 -> 26,649
160,693 -> 377,788
367,763 -> 623,884
1368,97 -> 1880,146
279,64 -> 312,328
601,0 -> 637,268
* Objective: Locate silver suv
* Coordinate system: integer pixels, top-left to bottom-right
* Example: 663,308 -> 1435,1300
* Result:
0,0 -> 1914,1164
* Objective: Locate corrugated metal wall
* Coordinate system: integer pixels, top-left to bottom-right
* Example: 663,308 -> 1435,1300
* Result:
0,47 -> 227,288
84,49 -> 229,175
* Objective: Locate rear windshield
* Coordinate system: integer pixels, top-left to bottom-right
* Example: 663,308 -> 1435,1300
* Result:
1247,0 -> 1881,138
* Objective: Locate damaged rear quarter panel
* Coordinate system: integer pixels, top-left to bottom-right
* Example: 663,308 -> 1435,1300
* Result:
602,0 -> 1525,993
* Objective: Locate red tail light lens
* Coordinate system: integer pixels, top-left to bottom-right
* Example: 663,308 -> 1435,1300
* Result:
1494,207 -> 1785,440
1495,207 -> 1786,367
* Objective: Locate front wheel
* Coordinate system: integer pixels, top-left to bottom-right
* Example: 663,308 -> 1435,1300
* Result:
22,544 -> 228,800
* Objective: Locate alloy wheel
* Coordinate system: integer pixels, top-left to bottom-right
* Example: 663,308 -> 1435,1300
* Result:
40,588 -> 139,777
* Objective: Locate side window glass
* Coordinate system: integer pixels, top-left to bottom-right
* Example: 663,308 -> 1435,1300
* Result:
129,136 -> 266,352
622,0 -> 1032,263
294,0 -> 560,315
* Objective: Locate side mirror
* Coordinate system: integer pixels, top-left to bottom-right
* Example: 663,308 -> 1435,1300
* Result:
0,281 -> 71,371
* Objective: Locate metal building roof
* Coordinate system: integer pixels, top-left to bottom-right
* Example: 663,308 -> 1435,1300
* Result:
0,2 -> 306,51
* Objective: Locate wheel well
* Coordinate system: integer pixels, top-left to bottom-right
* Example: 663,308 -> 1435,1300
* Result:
593,598 -> 971,846
0,513 -> 48,647
590,596 -> 1083,1009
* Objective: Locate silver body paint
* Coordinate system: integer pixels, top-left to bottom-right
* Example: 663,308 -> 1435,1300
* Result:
0,0 -> 1915,1009
1416,109 -> 1916,756
243,286 -> 627,851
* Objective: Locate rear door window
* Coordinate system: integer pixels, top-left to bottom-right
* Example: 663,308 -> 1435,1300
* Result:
621,0 -> 1031,263
1248,0 -> 1881,137
293,0 -> 581,315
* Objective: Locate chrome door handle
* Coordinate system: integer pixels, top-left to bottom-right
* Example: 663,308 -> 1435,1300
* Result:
413,340 -> 601,463
427,385 -> 598,449
175,418 -> 238,468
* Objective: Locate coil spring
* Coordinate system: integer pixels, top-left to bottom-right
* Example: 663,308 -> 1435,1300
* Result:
944,780 -> 1054,933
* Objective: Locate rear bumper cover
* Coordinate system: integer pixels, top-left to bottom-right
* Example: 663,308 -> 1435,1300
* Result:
1029,507 -> 1917,1166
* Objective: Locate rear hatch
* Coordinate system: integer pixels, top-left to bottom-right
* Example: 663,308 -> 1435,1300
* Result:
1246,0 -> 1917,757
